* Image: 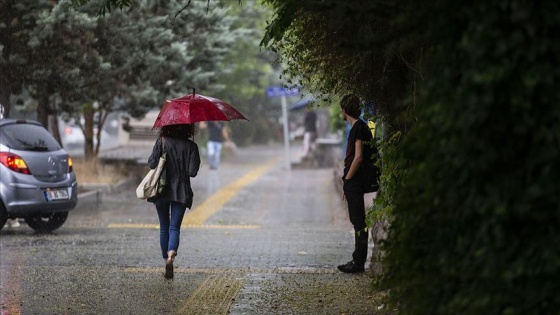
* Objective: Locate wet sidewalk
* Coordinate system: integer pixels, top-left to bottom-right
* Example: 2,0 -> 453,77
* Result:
1,144 -> 391,314
139,144 -> 388,314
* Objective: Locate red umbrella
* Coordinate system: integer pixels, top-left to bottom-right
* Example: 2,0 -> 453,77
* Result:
152,92 -> 248,130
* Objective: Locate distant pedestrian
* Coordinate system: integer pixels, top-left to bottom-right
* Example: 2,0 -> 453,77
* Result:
206,121 -> 230,170
302,109 -> 317,158
148,124 -> 201,279
338,94 -> 373,273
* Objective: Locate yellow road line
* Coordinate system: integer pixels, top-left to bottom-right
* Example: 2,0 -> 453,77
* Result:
183,159 -> 277,226
108,159 -> 275,230
184,224 -> 260,229
108,223 -> 159,229
178,275 -> 244,315
107,223 -> 260,229
124,267 -> 338,275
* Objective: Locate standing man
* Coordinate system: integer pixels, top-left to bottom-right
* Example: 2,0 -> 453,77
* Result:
338,94 -> 373,273
207,121 -> 230,170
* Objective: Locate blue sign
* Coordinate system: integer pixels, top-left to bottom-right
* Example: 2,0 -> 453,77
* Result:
265,86 -> 300,97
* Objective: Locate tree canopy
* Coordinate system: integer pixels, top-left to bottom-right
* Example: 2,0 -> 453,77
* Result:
1,0 -> 274,158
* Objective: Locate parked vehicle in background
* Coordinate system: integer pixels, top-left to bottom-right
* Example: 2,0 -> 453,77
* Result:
59,120 -> 87,150
58,114 -> 120,155
0,118 -> 78,232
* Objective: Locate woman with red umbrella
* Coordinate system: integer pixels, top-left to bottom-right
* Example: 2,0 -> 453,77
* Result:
148,123 -> 201,279
149,91 -> 246,279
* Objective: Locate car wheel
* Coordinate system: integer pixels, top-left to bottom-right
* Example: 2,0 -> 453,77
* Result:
0,202 -> 7,230
25,212 -> 68,233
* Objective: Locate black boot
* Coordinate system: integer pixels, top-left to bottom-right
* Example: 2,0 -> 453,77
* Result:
337,261 -> 365,273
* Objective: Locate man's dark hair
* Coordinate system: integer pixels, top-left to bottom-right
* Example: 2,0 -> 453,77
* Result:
340,94 -> 361,119
160,124 -> 196,139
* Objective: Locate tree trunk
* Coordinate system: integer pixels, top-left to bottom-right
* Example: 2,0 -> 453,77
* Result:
94,110 -> 108,155
49,96 -> 63,145
49,115 -> 62,145
37,93 -> 49,127
83,105 -> 95,160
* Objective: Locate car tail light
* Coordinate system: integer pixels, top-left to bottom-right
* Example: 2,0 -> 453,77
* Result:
0,152 -> 31,175
68,156 -> 74,173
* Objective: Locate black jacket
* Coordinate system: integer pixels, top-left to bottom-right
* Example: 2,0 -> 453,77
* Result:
148,136 -> 200,207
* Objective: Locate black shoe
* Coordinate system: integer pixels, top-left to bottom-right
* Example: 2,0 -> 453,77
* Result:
164,252 -> 175,280
164,262 -> 174,279
337,261 -> 365,273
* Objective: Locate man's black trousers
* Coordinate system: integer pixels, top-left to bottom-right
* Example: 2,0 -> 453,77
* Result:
343,187 -> 368,266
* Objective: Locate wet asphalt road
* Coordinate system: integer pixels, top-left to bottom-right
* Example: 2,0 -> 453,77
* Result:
0,145 -> 385,315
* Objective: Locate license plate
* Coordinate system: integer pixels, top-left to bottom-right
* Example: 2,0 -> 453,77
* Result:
45,189 -> 69,201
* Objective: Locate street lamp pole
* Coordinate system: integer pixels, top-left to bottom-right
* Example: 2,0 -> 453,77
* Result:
281,95 -> 290,170
266,85 -> 300,170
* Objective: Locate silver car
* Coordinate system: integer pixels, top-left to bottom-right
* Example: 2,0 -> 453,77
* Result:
0,118 -> 78,232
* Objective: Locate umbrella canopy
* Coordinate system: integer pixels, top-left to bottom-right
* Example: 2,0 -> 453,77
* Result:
152,92 -> 248,130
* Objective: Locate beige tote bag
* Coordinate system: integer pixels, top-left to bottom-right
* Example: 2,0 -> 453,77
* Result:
136,153 -> 167,199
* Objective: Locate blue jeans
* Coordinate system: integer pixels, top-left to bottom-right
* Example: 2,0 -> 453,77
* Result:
207,141 -> 223,169
155,198 -> 187,259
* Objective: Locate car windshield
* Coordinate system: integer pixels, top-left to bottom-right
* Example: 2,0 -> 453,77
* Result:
0,123 -> 62,151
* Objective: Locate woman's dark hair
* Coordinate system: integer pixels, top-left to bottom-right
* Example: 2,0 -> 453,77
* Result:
340,94 -> 362,119
160,124 -> 196,139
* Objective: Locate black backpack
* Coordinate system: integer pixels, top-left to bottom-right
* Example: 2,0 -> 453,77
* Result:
362,141 -> 381,193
